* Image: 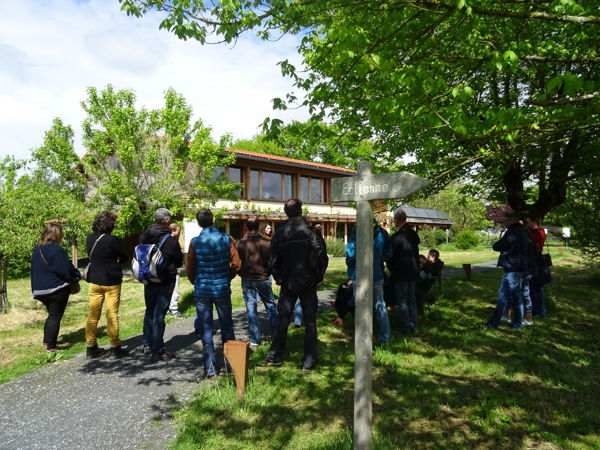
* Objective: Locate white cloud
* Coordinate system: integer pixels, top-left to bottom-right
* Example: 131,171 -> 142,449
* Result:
0,0 -> 308,160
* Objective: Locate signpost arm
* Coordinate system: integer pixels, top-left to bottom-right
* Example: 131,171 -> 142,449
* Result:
354,163 -> 374,450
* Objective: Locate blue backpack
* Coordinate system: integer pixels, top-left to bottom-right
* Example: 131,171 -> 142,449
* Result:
132,234 -> 170,284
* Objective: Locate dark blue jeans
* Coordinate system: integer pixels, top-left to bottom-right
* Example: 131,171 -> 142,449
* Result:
488,271 -> 525,329
195,296 -> 235,376
241,278 -> 278,344
393,280 -> 417,333
143,281 -> 175,355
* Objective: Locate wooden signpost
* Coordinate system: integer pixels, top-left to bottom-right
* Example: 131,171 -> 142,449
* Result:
332,161 -> 429,450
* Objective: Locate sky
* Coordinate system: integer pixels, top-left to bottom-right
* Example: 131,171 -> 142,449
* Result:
0,0 -> 308,161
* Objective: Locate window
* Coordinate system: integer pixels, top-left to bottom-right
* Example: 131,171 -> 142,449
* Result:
284,174 -> 293,200
262,171 -> 282,200
250,170 -> 294,201
228,167 -> 242,196
251,170 -> 259,199
300,176 -> 324,203
211,167 -> 225,182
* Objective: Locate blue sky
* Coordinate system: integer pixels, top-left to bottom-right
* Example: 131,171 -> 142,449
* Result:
0,0 -> 307,160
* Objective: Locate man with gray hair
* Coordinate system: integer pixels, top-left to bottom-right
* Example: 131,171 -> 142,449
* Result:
139,208 -> 183,361
387,208 -> 420,335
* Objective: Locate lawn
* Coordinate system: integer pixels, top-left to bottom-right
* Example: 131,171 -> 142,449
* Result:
169,247 -> 599,449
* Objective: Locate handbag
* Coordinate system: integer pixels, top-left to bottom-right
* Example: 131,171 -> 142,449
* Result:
82,234 -> 105,282
69,281 -> 81,294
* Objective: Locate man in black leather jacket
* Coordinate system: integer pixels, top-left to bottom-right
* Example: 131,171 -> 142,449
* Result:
265,199 -> 328,371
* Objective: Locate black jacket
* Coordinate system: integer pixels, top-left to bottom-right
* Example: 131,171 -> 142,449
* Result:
86,233 -> 129,286
31,243 -> 79,298
269,216 -> 328,292
493,223 -> 530,273
387,224 -> 420,282
139,223 -> 183,284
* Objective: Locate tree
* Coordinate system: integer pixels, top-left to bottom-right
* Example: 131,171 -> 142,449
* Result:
412,184 -> 492,232
37,85 -> 239,236
120,0 -> 600,218
0,157 -> 89,278
234,120 -> 376,169
546,174 -> 600,259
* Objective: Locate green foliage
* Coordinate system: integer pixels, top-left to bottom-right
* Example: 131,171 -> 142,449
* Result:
434,229 -> 447,245
324,236 -> 346,257
419,229 -> 437,250
234,120 -> 375,170
0,157 -> 90,278
547,174 -> 600,260
121,0 -> 600,219
454,230 -> 480,250
79,85 -> 237,236
413,184 -> 493,232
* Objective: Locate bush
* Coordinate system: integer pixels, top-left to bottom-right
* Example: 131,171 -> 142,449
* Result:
419,230 -> 436,250
325,237 -> 346,257
454,230 -> 480,249
434,229 -> 447,245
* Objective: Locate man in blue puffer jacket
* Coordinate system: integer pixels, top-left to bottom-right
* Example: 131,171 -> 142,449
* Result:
486,211 -> 530,329
186,209 -> 241,378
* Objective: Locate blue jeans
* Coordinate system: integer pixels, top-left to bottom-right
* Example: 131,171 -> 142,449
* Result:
521,274 -> 532,314
293,299 -> 303,326
242,279 -> 279,344
351,280 -> 390,342
143,282 -> 175,355
195,296 -> 235,376
488,271 -> 525,329
393,281 -> 417,333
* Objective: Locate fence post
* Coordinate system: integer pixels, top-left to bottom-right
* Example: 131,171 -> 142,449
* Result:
0,254 -> 8,313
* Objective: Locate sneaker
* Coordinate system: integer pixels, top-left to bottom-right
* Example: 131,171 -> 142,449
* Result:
86,345 -> 106,359
331,318 -> 344,326
142,346 -> 152,356
264,353 -> 282,366
170,310 -> 184,319
151,351 -> 175,363
523,319 -> 534,326
109,346 -> 129,359
47,347 -> 58,353
302,357 -> 317,371
250,342 -> 259,348
500,316 -> 511,323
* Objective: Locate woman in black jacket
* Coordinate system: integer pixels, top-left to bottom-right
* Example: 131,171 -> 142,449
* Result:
31,224 -> 79,352
85,211 -> 129,359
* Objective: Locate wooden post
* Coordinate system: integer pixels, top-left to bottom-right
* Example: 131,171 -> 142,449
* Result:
331,162 -> 429,450
354,163 -> 374,449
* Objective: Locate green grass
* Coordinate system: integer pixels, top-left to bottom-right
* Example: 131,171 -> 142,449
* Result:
171,249 -> 600,449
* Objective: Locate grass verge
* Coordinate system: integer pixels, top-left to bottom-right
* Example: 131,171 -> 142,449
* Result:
171,249 -> 599,449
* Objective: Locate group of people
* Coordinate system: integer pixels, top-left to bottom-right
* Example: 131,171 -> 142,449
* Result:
29,199 -> 329,376
486,211 -> 550,329
330,209 -> 445,340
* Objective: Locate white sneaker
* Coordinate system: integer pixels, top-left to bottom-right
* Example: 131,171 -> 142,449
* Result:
500,316 -> 511,323
523,319 -> 534,326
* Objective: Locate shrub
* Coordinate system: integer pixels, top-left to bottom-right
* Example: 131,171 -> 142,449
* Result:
454,230 -> 480,249
434,229 -> 447,245
419,229 -> 436,250
325,237 -> 346,257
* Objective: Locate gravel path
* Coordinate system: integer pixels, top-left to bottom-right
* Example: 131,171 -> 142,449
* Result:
0,289 -> 337,450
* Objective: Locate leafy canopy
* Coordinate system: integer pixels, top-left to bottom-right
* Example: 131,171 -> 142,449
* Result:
120,0 -> 600,219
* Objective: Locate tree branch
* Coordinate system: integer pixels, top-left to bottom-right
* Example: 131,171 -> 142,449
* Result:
525,93 -> 598,106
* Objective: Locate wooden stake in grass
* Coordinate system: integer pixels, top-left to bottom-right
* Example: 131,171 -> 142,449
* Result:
333,162 -> 428,449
